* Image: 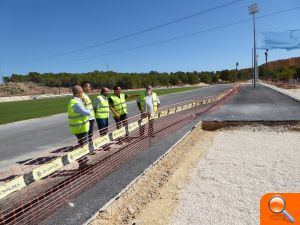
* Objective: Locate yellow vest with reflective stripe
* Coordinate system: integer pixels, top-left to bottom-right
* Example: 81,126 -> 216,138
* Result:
95,95 -> 109,119
139,92 -> 158,112
68,98 -> 90,134
110,93 -> 128,115
82,93 -> 95,120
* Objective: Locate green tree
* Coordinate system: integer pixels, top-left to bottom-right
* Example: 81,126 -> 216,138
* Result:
199,73 -> 212,84
277,68 -> 294,81
219,70 -> 230,81
211,74 -> 218,83
2,76 -> 10,83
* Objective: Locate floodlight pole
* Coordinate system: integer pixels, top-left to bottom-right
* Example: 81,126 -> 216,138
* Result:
265,49 -> 268,81
235,62 -> 238,81
252,48 -> 254,87
253,14 -> 257,89
249,3 -> 259,90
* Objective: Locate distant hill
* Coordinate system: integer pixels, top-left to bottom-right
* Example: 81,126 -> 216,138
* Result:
0,82 -> 71,97
259,57 -> 300,71
257,57 -> 300,81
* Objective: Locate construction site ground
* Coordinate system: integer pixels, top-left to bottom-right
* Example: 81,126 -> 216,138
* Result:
44,83 -> 300,225
1,82 -> 300,225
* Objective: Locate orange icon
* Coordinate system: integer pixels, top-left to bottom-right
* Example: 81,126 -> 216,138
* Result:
261,193 -> 300,224
269,195 -> 295,223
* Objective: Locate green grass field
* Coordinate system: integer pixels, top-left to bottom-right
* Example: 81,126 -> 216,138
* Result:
0,87 -> 199,125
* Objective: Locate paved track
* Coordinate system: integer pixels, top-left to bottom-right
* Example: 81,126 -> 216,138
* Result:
203,84 -> 300,121
0,84 -> 232,168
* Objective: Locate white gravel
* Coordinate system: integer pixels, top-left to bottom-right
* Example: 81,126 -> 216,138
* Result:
171,126 -> 300,225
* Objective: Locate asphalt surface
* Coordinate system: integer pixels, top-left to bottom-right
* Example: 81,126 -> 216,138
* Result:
203,84 -> 300,121
0,84 -> 232,168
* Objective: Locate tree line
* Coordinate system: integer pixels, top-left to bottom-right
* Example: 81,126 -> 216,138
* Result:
259,66 -> 300,81
3,63 -> 299,89
2,69 -> 251,89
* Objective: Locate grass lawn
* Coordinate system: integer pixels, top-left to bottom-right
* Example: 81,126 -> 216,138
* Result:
0,87 -> 199,125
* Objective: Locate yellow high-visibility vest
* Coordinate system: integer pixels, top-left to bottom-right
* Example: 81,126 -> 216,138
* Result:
68,98 -> 90,134
109,93 -> 128,115
82,93 -> 95,120
95,95 -> 109,119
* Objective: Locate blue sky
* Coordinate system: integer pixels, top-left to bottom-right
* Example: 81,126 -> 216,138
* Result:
0,0 -> 299,81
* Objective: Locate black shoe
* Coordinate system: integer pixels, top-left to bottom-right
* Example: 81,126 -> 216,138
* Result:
103,145 -> 111,151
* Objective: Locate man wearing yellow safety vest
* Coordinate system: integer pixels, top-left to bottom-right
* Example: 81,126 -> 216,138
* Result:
81,81 -> 95,151
137,85 -> 160,137
68,85 -> 91,146
108,86 -> 130,129
94,87 -> 110,136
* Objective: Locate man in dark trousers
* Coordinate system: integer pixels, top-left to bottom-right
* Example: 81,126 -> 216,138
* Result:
108,86 -> 129,129
67,85 -> 91,168
94,87 -> 110,136
109,86 -> 140,142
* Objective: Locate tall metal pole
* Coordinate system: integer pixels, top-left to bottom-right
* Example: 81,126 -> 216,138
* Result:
265,49 -> 268,81
253,13 -> 256,89
252,48 -> 254,87
235,62 -> 238,81
256,53 -> 259,82
249,3 -> 259,90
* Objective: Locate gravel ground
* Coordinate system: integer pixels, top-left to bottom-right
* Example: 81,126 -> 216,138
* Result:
170,125 -> 300,225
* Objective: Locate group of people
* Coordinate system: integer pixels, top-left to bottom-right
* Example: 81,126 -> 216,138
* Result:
67,81 -> 160,151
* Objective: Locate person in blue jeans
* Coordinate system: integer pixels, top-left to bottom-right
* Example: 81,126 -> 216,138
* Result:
94,87 -> 110,136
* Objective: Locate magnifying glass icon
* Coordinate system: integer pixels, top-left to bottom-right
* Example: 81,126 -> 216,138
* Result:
268,195 -> 295,223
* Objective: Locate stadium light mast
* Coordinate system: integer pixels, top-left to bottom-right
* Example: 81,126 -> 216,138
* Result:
252,48 -> 254,86
265,49 -> 268,81
235,62 -> 239,81
248,3 -> 259,90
